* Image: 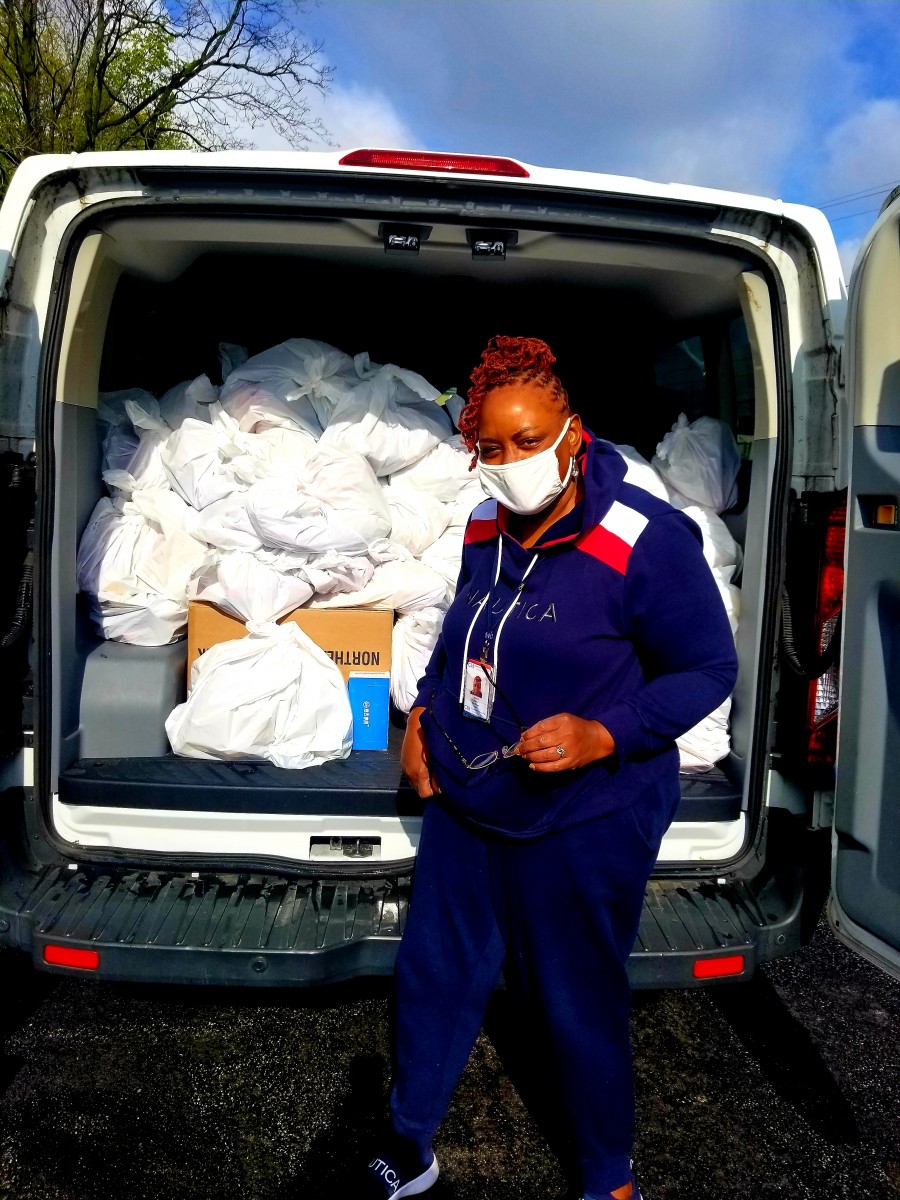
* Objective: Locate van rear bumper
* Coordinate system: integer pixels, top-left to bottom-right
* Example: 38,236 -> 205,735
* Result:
0,860 -> 804,989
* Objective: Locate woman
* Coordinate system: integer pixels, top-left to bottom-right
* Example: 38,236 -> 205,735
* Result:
364,336 -> 738,1200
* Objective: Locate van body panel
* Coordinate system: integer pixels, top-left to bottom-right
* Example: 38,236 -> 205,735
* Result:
831,194 -> 900,979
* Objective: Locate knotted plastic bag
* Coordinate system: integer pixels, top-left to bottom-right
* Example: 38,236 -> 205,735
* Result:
318,356 -> 453,476
102,398 -> 172,496
161,410 -> 243,511
652,414 -> 741,514
165,621 -> 353,769
220,338 -> 357,437
76,490 -> 213,644
389,435 -> 475,503
158,375 -> 219,430
245,445 -> 391,554
192,550 -> 314,623
391,607 -> 445,713
381,483 -> 451,557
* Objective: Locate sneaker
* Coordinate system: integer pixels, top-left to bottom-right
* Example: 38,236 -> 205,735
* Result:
363,1140 -> 440,1198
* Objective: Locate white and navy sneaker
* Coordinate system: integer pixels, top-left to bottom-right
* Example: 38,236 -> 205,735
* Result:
363,1140 -> 440,1198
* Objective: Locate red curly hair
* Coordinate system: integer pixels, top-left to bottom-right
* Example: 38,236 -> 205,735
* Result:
459,335 -> 569,456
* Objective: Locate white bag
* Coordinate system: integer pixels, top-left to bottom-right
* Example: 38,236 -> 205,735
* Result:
158,375 -> 218,430
161,412 -> 242,510
222,338 -> 357,436
390,435 -> 476,503
391,606 -> 445,713
677,697 -> 733,770
165,621 -> 353,769
382,483 -> 451,557
219,382 -> 324,441
97,388 -> 158,430
218,342 -> 248,379
319,357 -> 453,476
77,492 -> 213,645
420,524 -> 465,598
614,444 -> 669,501
449,479 -> 489,528
193,550 -> 314,623
680,505 -> 743,582
300,550 -> 374,597
309,558 -> 448,614
226,425 -> 318,486
192,492 -> 263,552
653,414 -> 742,514
102,398 -> 171,495
246,445 -> 392,554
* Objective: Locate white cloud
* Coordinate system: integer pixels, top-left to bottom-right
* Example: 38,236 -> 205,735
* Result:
837,237 -> 863,280
236,80 -> 419,154
820,98 -> 900,203
316,82 -> 420,152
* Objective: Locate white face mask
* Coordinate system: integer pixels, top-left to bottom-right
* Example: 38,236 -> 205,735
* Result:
476,417 -> 575,516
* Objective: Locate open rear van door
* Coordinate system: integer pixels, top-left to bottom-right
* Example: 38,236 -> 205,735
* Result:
830,191 -> 900,980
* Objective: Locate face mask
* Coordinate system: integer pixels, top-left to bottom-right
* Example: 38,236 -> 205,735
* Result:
476,418 -> 574,516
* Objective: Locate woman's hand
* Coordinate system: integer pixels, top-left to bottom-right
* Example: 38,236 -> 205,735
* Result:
516,713 -> 616,772
401,706 -> 441,797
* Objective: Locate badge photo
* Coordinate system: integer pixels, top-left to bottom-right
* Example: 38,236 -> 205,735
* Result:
463,659 -> 495,722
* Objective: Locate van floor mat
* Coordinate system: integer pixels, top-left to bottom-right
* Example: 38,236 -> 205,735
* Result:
58,728 -> 741,822
58,725 -> 425,817
1,863 -> 798,987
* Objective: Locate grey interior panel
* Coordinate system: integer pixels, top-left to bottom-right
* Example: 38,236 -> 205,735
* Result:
78,633 -> 187,758
52,402 -> 102,782
727,438 -> 775,807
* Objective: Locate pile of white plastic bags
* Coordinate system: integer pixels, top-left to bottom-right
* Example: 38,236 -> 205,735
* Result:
76,340 -> 486,761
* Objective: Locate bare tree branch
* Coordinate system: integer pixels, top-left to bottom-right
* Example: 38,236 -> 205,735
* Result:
0,0 -> 332,183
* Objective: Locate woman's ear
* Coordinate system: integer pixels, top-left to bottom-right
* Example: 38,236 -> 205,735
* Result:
567,412 -> 583,450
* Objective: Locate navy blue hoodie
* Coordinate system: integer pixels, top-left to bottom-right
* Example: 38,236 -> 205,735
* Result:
413,431 -> 739,839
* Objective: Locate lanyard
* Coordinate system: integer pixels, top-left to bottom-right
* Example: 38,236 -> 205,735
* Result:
458,539 -> 538,704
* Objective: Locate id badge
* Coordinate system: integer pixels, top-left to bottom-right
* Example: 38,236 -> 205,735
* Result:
463,659 -> 495,722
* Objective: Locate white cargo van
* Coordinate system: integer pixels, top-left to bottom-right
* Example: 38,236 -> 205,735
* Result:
0,147 -> 896,988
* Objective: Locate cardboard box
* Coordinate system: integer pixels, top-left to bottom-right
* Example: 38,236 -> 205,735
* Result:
348,672 -> 391,750
187,602 -> 393,685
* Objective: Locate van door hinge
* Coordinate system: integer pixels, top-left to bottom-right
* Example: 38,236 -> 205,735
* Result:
812,790 -> 835,829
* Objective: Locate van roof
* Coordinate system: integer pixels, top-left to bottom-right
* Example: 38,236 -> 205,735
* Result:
2,148 -> 845,292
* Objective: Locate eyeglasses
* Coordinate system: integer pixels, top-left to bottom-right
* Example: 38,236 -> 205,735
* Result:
428,666 -> 528,772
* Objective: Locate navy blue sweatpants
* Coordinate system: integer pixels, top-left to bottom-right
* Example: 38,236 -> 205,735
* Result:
390,797 -> 664,1198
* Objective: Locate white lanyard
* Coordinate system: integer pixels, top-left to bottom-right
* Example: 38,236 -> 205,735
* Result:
458,539 -> 538,703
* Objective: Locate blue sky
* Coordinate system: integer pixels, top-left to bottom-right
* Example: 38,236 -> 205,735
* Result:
269,0 -> 900,275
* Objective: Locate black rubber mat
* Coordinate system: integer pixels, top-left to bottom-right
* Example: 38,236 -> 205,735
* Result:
58,725 -> 742,822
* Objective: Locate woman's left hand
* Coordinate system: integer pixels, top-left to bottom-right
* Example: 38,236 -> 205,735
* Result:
516,713 -> 616,772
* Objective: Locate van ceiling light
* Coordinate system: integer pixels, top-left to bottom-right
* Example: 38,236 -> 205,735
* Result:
340,149 -> 530,178
466,228 -> 519,261
44,944 -> 100,970
379,223 -> 432,255
692,954 -> 745,979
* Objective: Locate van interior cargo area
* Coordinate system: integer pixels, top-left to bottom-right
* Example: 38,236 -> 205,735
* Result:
50,210 -> 772,868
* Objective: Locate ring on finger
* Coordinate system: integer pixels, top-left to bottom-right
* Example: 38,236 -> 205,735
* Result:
556,745 -> 565,758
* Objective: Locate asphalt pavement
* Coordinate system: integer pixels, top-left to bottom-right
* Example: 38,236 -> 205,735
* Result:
0,909 -> 896,1200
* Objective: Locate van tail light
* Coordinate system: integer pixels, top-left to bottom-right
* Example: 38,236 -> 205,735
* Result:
43,944 -> 99,970
805,501 -> 846,765
693,954 -> 745,979
338,149 -> 530,178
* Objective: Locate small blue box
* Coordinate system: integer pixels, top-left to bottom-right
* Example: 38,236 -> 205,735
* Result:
348,672 -> 391,751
